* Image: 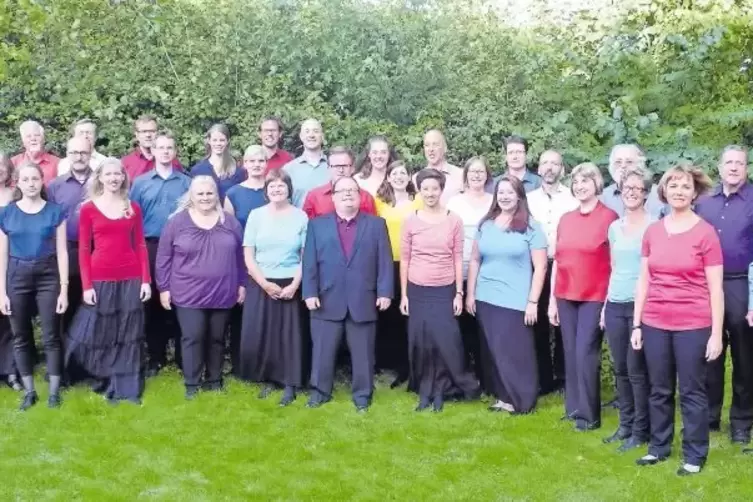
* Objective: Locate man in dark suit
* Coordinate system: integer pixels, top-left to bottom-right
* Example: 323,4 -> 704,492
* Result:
302,175 -> 393,412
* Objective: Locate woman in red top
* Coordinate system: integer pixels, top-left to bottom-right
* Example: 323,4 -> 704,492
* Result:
631,165 -> 723,476
65,158 -> 152,405
549,162 -> 618,431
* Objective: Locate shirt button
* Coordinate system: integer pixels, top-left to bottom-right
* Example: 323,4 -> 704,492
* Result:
721,216 -> 725,220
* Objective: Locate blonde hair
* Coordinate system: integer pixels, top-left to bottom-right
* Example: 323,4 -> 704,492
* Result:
172,175 -> 225,223
87,157 -> 133,218
570,162 -> 605,196
205,124 -> 236,179
243,144 -> 267,160
656,164 -> 712,204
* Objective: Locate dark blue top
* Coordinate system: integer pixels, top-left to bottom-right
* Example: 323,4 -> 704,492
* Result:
225,184 -> 266,229
47,172 -> 90,241
189,160 -> 247,203
0,202 -> 65,260
130,169 -> 192,238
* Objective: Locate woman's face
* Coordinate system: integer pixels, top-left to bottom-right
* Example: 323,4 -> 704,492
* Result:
419,178 -> 443,207
620,175 -> 647,211
266,179 -> 290,203
99,163 -> 125,194
496,181 -> 518,213
208,131 -> 228,156
466,161 -> 488,191
665,174 -> 695,211
17,166 -> 43,199
190,181 -> 218,212
243,154 -> 266,177
368,140 -> 390,172
388,166 -> 410,191
572,174 -> 597,202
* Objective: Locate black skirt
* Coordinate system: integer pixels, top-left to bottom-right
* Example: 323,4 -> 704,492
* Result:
0,315 -> 14,376
65,279 -> 145,400
238,278 -> 304,388
407,282 -> 480,399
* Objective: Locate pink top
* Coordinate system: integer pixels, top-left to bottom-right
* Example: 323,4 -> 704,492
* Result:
641,218 -> 723,331
400,212 -> 463,287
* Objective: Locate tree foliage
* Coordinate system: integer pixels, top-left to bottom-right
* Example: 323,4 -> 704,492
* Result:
1,0 -> 752,176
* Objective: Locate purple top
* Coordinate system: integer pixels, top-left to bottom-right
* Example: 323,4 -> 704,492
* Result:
336,215 -> 358,259
695,182 -> 753,277
155,210 -> 245,309
47,172 -> 90,241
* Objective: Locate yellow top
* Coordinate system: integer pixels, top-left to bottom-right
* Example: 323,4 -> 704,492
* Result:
375,197 -> 423,261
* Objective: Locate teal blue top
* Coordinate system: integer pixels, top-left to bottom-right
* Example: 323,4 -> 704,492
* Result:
243,205 -> 308,279
475,219 -> 547,312
606,216 -> 654,303
0,202 -> 65,260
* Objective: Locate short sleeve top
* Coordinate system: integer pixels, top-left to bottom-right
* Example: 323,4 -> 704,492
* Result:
243,205 -> 308,279
225,184 -> 266,230
0,201 -> 64,260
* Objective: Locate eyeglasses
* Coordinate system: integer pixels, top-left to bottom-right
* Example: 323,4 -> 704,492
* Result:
67,151 -> 90,157
329,164 -> 352,171
137,129 -> 157,134
622,186 -> 645,194
334,188 -> 359,196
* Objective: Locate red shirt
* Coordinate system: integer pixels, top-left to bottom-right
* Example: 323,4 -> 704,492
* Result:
554,202 -> 618,301
641,219 -> 722,331
302,183 -> 377,220
11,151 -> 60,185
266,149 -> 294,172
78,200 -> 151,290
121,149 -> 183,181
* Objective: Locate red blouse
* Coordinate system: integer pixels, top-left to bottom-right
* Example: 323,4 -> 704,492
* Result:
554,202 -> 618,301
78,201 -> 151,290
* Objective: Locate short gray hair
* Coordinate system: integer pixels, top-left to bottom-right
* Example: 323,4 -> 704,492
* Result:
608,144 -> 646,180
19,120 -> 43,136
570,162 -> 605,196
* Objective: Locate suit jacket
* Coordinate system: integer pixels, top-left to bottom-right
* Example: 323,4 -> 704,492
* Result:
302,212 -> 393,323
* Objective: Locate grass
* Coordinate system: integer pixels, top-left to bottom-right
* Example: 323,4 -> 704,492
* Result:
1,368 -> 752,502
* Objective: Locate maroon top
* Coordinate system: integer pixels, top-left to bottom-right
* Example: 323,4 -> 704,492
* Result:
336,215 -> 358,259
266,149 -> 294,172
121,149 -> 183,181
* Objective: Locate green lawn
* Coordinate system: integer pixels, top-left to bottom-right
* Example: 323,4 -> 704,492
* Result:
1,369 -> 751,501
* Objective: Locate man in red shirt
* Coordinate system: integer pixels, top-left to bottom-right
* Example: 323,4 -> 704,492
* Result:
302,146 -> 377,219
121,115 -> 182,181
11,120 -> 60,184
259,116 -> 293,172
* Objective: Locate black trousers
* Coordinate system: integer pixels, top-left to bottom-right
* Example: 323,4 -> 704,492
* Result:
708,278 -> 753,431
534,260 -> 565,391
604,301 -> 649,440
459,280 -> 483,384
7,256 -> 62,376
557,298 -> 603,424
175,306 -> 231,390
61,240 -> 83,338
310,314 -> 375,406
643,324 -> 710,466
145,238 -> 181,369
375,262 -> 408,375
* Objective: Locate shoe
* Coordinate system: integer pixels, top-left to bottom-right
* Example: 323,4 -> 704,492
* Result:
47,393 -> 62,409
488,400 -> 506,412
676,464 -> 702,476
415,395 -> 431,412
279,387 -> 296,407
574,419 -> 601,431
258,385 -> 274,399
603,427 -> 631,444
390,374 -> 408,389
20,391 -> 38,411
742,447 -> 753,455
306,392 -> 331,409
560,411 -> 577,422
202,381 -> 224,392
185,388 -> 199,401
432,395 -> 444,413
7,378 -> 22,392
601,398 -> 619,409
617,436 -> 646,453
709,420 -> 721,432
636,454 -> 668,466
355,404 -> 369,413
730,429 -> 751,445
106,397 -> 119,407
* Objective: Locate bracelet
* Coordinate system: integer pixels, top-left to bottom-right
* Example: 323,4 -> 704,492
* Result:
455,291 -> 464,297
632,326 -> 641,331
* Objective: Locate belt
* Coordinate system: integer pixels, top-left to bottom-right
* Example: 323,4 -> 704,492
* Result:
723,274 -> 747,280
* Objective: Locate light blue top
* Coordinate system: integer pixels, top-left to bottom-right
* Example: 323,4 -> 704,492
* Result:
243,205 -> 308,279
606,216 -> 654,303
282,154 -> 329,207
475,219 -> 547,312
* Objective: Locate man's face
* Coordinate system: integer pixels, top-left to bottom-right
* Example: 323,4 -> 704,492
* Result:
21,126 -> 44,154
328,152 -> 354,182
135,120 -> 158,150
332,178 -> 360,212
506,142 -> 526,170
610,146 -> 640,181
300,120 -> 323,151
423,132 -> 445,166
153,136 -> 177,165
74,123 -> 97,146
537,151 -> 563,184
259,120 -> 282,149
66,137 -> 92,173
719,149 -> 748,188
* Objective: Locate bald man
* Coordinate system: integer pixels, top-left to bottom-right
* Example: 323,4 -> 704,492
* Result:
413,130 -> 463,205
283,118 -> 329,207
11,120 -> 60,184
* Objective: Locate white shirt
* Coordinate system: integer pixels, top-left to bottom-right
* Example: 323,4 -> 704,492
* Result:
57,150 -> 107,175
527,183 -> 578,258
447,193 -> 493,278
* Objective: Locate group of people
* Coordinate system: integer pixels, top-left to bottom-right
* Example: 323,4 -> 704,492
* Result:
0,114 -> 751,478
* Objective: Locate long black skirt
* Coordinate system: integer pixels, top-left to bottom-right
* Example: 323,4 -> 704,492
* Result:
238,278 -> 304,388
0,315 -> 14,376
407,282 -> 480,399
65,279 -> 145,401
476,301 -> 538,413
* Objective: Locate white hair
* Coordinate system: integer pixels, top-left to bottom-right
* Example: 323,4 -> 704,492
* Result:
171,175 -> 225,223
19,120 -> 44,136
608,144 -> 646,180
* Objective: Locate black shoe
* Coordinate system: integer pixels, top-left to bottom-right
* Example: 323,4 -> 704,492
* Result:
730,429 -> 751,445
279,387 -> 296,407
415,395 -> 431,412
306,392 -> 331,409
603,427 -> 631,444
258,385 -> 274,399
617,436 -> 646,453
390,374 -> 408,389
202,381 -> 224,392
47,393 -> 62,409
185,387 -> 199,401
20,391 -> 38,411
742,447 -> 753,455
560,411 -> 577,422
432,395 -> 444,413
574,419 -> 601,431
355,404 -> 369,413
145,365 -> 161,378
636,455 -> 668,466
601,398 -> 619,409
709,420 -> 721,432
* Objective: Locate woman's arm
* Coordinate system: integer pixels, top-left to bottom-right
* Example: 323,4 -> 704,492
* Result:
529,248 -> 548,303
631,258 -> 649,326
224,197 -> 235,216
705,264 -> 724,340
0,230 -> 9,312
55,221 -> 69,296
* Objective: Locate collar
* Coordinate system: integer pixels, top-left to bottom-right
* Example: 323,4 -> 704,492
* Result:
64,170 -> 91,184
539,183 -> 567,196
426,162 -> 453,174
295,152 -> 327,167
335,212 -> 359,224
712,182 -> 750,200
149,167 -> 178,181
